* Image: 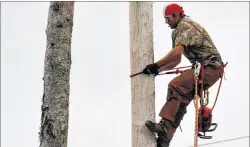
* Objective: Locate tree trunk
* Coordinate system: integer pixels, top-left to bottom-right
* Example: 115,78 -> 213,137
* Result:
39,2 -> 74,147
129,2 -> 156,147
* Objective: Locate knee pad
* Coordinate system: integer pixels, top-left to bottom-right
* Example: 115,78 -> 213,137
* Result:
166,86 -> 183,101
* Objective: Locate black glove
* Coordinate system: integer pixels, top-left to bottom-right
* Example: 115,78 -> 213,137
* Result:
142,63 -> 160,75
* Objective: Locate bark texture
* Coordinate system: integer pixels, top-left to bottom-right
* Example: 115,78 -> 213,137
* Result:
130,2 -> 156,147
39,2 -> 74,147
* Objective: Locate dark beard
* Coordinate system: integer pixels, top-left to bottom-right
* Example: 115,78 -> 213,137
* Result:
171,22 -> 178,28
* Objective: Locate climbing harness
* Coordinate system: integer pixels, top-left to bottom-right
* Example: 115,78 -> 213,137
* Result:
130,61 -> 228,146
193,61 -> 227,147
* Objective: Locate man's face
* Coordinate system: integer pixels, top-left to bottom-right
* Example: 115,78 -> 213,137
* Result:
165,14 -> 179,29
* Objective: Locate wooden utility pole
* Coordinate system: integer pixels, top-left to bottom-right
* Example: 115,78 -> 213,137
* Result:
129,2 -> 156,147
39,2 -> 74,147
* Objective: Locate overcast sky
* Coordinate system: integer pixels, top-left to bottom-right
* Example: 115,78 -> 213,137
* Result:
2,2 -> 249,147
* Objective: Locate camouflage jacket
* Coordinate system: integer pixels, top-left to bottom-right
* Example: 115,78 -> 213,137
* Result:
172,17 -> 223,64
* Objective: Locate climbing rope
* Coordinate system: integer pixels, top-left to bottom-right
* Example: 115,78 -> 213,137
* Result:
194,76 -> 199,147
193,62 -> 201,147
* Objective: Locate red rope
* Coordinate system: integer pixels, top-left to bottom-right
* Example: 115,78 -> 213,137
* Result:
211,63 -> 227,111
200,64 -> 205,107
172,65 -> 193,70
130,65 -> 193,77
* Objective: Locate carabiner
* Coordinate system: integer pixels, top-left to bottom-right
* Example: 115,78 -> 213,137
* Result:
194,62 -> 201,77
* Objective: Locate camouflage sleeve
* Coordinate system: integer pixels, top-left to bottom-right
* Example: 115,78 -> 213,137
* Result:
174,27 -> 204,48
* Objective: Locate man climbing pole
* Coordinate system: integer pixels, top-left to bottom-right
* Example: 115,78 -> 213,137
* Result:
142,3 -> 225,147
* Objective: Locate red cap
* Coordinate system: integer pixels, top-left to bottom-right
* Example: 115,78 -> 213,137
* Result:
164,4 -> 184,17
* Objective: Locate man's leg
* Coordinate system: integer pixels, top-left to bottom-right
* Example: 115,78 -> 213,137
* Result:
146,69 -> 195,146
162,95 -> 192,142
147,94 -> 192,147
156,89 -> 193,146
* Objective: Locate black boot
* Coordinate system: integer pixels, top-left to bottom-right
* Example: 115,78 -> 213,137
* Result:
145,120 -> 164,134
157,135 -> 170,147
145,119 -> 171,147
145,119 -> 170,134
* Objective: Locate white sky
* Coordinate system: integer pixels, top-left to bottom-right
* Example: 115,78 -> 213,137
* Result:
1,1 -> 249,147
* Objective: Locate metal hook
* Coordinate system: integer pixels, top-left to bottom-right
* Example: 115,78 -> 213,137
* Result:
194,62 -> 201,77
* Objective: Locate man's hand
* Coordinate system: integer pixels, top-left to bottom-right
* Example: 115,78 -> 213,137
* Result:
142,63 -> 160,75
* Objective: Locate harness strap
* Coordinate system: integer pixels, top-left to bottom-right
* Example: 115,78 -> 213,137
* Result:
200,64 -> 205,107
